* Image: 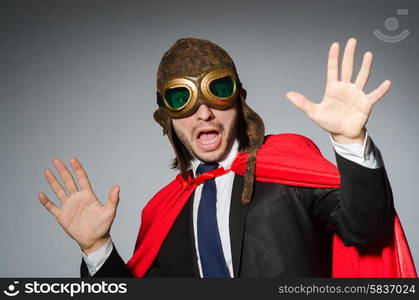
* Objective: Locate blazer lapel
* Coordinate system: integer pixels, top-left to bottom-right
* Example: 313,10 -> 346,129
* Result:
188,190 -> 200,277
229,174 -> 248,277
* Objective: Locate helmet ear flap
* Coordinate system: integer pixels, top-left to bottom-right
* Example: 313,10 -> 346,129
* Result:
236,88 -> 265,205
153,106 -> 192,179
240,87 -> 247,101
238,90 -> 265,152
156,91 -> 164,107
153,106 -> 170,135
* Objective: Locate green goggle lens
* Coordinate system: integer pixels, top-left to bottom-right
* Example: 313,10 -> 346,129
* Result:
209,76 -> 234,98
165,87 -> 190,109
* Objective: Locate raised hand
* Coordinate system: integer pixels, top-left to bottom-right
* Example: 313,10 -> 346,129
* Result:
38,157 -> 120,254
286,38 -> 391,144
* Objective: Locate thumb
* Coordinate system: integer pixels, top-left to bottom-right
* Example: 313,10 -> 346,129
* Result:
105,185 -> 120,212
286,91 -> 316,116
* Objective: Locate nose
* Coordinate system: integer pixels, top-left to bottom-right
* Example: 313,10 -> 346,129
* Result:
195,104 -> 214,121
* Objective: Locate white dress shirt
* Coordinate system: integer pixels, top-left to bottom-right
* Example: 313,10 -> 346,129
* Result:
82,133 -> 382,276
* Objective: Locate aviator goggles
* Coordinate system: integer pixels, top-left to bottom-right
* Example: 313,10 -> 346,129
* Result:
158,68 -> 239,118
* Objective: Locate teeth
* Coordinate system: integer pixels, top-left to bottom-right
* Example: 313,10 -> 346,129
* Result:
201,136 -> 218,145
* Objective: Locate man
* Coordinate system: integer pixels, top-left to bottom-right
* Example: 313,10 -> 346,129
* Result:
38,37 -> 410,277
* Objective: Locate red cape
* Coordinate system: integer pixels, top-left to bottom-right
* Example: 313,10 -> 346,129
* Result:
127,133 -> 417,278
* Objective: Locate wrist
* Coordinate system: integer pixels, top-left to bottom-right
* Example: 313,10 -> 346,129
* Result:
332,129 -> 366,145
81,236 -> 110,255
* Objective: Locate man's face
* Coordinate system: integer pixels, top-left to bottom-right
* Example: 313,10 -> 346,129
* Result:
172,103 -> 238,163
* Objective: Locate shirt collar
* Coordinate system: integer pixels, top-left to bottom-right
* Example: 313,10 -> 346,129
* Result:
191,139 -> 239,177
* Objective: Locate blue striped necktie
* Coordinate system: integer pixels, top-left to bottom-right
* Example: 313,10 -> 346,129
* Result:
196,162 -> 230,278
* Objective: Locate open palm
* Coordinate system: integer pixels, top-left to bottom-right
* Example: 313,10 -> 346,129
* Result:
38,157 -> 120,253
287,38 -> 391,143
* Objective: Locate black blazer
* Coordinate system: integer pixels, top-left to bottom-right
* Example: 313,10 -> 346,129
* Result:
81,153 -> 395,278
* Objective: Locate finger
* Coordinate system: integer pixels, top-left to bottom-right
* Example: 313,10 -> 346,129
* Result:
286,91 -> 316,116
70,157 -> 93,191
354,51 -> 373,90
327,42 -> 340,84
52,157 -> 79,195
44,168 -> 69,203
105,185 -> 120,213
341,38 -> 357,82
38,192 -> 61,219
367,80 -> 391,104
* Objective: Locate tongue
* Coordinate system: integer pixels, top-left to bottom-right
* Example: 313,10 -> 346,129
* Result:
199,132 -> 217,142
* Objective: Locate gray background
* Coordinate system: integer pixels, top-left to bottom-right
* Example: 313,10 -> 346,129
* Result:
0,0 -> 418,277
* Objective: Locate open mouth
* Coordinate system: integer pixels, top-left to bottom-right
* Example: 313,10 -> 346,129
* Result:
196,128 -> 222,150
